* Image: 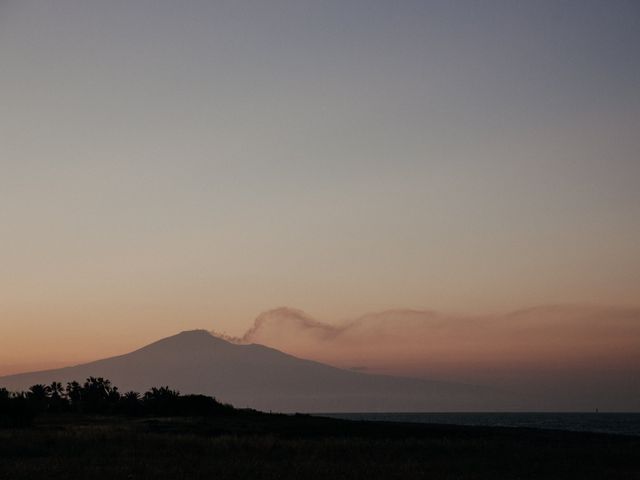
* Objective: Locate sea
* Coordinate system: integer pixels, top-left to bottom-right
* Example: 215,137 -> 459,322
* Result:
318,412 -> 640,436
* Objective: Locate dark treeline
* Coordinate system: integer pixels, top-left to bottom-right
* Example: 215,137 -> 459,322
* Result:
0,377 -> 240,426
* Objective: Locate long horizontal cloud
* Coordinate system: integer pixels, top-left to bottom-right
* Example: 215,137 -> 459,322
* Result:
215,305 -> 640,410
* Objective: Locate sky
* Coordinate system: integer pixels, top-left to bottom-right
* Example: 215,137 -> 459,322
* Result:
1,1 -> 639,378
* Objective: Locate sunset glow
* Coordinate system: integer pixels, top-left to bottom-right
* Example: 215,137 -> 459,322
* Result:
1,1 -> 639,411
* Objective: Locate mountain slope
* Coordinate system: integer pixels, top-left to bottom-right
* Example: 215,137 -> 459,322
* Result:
0,330 -> 511,412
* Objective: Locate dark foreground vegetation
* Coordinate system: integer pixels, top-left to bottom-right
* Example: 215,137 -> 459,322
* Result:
0,377 -> 237,426
1,380 -> 639,479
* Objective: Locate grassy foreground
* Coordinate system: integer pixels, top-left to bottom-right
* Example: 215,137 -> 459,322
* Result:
1,412 -> 639,480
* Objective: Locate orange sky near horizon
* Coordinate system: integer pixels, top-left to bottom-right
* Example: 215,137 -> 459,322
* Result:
1,1 -> 639,391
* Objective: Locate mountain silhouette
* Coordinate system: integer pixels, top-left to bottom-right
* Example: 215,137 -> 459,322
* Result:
0,330 -> 511,412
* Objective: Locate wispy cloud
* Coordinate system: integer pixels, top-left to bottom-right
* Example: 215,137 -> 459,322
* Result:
216,305 -> 640,409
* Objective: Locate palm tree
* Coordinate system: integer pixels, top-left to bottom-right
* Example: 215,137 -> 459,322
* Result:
27,384 -> 50,412
143,386 -> 180,415
144,386 -> 180,400
28,384 -> 50,400
82,377 -> 116,413
123,391 -> 140,402
66,381 -> 82,410
48,381 -> 68,412
49,382 -> 64,399
108,386 -> 121,404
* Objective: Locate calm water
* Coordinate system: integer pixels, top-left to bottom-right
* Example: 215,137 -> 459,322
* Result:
318,412 -> 640,436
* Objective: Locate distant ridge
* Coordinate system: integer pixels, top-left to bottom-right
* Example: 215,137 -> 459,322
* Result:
0,330 -> 512,412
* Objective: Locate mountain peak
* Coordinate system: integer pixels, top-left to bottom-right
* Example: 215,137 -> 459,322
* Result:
135,329 -> 231,355
176,329 -> 213,337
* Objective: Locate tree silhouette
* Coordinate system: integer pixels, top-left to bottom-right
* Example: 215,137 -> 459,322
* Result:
143,386 -> 181,415
27,384 -> 50,411
48,382 -> 69,412
66,381 -> 82,411
121,391 -> 142,416
1,378 -> 241,423
0,391 -> 35,426
82,377 -> 117,413
49,382 -> 64,398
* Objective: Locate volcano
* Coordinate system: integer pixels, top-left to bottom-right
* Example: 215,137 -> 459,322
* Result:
0,330 -> 510,412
